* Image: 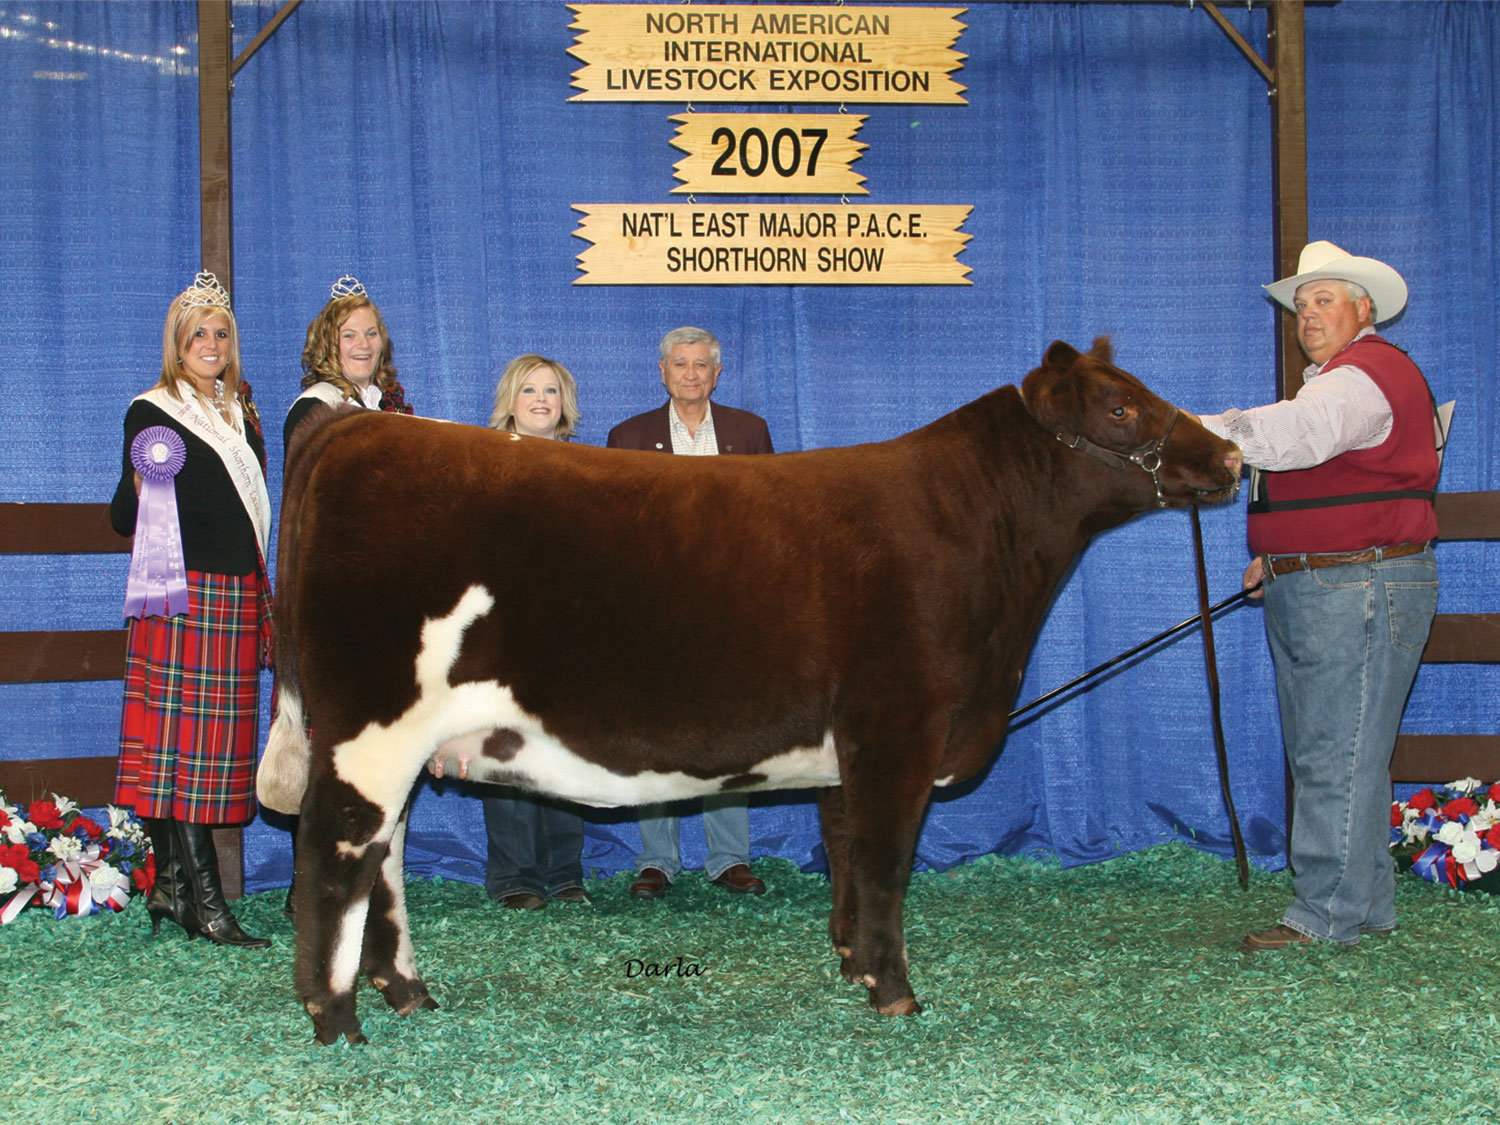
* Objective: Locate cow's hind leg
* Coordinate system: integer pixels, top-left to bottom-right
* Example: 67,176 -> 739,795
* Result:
816,787 -> 859,983
840,761 -> 933,1016
293,768 -> 400,1045
361,805 -> 439,1016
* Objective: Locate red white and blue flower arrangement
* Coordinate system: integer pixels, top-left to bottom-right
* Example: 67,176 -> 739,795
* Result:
1390,777 -> 1500,890
0,791 -> 155,923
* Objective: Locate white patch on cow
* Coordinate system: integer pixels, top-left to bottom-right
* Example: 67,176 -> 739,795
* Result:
332,586 -> 840,817
328,895 -> 372,996
257,686 -> 310,814
442,726 -> 841,807
507,432 -> 521,442
384,818 -> 419,981
332,586 -> 498,839
739,736 -> 840,790
933,775 -> 956,788
414,585 -> 494,691
336,840 -> 367,859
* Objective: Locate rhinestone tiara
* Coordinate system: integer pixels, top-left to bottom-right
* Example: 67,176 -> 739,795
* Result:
177,271 -> 231,311
331,275 -> 368,299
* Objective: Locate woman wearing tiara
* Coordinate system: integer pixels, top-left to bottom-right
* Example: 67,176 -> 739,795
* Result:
284,275 -> 414,450
427,355 -> 592,909
278,276 -> 414,921
110,272 -> 273,949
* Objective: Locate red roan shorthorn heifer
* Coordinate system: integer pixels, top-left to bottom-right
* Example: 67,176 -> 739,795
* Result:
258,338 -> 1242,1044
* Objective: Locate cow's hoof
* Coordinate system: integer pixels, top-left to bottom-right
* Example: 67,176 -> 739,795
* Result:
834,945 -> 861,983
861,974 -> 921,1016
374,974 -> 441,1016
876,995 -> 921,1017
307,997 -> 364,1046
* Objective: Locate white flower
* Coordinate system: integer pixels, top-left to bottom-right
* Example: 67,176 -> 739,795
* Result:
45,835 -> 82,861
1436,821 -> 1467,847
107,805 -> 131,831
0,867 -> 17,895
51,793 -> 78,816
3,820 -> 36,845
1451,830 -> 1482,865
88,865 -> 125,893
1475,848 -> 1500,874
1449,777 -> 1482,796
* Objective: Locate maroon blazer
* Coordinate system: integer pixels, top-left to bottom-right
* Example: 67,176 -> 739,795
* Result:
606,401 -> 774,455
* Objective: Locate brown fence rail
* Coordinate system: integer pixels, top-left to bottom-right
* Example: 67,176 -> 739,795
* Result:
1391,491 -> 1500,782
0,501 -> 243,894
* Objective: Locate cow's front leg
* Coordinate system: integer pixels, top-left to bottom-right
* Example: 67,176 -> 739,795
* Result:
840,762 -> 932,1016
816,786 -> 859,983
293,768 -> 400,1045
361,805 -> 439,1016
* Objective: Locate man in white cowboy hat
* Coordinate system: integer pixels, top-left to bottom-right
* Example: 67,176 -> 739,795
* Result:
1195,240 -> 1441,952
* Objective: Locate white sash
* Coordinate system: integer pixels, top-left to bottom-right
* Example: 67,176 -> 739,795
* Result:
294,380 -> 382,411
138,386 -> 271,560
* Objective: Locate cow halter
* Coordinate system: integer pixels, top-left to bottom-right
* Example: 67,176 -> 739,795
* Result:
1053,407 -> 1181,508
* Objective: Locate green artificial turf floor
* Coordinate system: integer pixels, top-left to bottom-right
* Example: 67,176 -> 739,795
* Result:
4,844 -> 1495,1124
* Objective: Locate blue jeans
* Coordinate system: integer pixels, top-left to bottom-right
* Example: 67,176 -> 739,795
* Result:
482,788 -> 584,900
1262,546 -> 1437,944
636,794 -> 750,882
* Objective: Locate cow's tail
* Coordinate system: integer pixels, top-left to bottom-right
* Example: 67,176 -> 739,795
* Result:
257,404 -> 350,815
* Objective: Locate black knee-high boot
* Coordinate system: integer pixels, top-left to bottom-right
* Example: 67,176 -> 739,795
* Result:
142,817 -> 197,936
176,822 -> 271,949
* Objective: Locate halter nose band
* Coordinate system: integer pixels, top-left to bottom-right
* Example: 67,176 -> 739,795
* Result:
1053,406 -> 1181,508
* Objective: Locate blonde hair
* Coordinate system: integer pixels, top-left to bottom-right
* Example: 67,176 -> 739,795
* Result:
158,298 -> 242,404
487,355 -> 581,440
300,294 -> 398,401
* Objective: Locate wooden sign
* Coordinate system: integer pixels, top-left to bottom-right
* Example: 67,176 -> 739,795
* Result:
572,204 -> 972,285
671,113 -> 868,195
568,4 -> 967,105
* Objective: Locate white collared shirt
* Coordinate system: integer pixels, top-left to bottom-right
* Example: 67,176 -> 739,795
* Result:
1198,327 -> 1393,471
668,400 -> 718,456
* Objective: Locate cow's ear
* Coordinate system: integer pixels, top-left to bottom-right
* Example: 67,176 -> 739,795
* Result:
1088,336 -> 1114,365
1025,345 -> 1085,433
1043,339 -> 1080,373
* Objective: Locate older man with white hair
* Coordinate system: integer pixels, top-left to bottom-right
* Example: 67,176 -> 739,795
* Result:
1196,241 -> 1442,951
607,326 -> 774,900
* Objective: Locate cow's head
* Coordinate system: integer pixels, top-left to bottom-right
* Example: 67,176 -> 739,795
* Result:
1022,337 -> 1242,508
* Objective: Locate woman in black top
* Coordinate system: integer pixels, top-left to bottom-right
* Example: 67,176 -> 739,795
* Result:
111,272 -> 272,949
284,275 -> 413,452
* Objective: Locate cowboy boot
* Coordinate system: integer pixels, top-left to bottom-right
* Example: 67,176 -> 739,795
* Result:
141,817 -> 199,936
176,821 -> 271,949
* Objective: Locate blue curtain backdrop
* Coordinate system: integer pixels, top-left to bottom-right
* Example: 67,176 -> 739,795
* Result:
2,1 -> 1496,893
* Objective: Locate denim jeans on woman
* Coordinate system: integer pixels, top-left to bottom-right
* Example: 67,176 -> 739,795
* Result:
1262,546 -> 1438,944
482,789 -> 584,900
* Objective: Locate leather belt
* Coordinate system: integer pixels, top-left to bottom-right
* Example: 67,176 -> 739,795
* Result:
1264,541 -> 1429,579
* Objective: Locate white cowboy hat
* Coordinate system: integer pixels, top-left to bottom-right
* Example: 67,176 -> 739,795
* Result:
1263,240 -> 1408,323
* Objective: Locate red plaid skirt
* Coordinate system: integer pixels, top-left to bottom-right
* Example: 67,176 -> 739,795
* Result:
116,567 -> 273,824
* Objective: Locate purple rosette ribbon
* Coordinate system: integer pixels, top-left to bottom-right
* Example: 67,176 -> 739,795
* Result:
123,426 -> 189,619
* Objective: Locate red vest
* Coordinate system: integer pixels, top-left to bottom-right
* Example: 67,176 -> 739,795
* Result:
1248,334 -> 1438,555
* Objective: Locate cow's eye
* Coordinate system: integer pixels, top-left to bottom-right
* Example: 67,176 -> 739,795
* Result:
1111,406 -> 1127,418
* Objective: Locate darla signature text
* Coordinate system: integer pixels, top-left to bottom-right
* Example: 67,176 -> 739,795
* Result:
623,956 -> 705,979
